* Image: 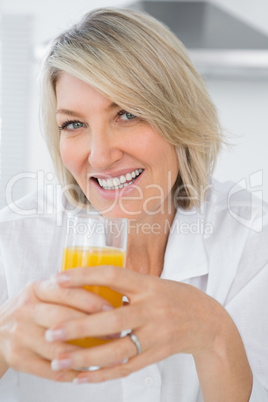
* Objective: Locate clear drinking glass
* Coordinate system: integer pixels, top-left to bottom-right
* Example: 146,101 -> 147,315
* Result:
61,211 -> 128,369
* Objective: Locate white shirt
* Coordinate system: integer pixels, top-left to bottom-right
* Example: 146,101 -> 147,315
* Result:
0,178 -> 267,401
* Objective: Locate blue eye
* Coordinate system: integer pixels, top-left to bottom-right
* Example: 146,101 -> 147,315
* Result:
118,111 -> 137,121
58,120 -> 85,131
69,121 -> 84,129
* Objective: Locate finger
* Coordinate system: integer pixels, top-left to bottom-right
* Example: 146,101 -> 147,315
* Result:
56,266 -> 149,297
33,304 -> 120,343
50,335 -> 137,372
45,303 -> 145,342
19,353 -> 78,383
7,341 -> 78,383
34,279 -> 114,313
33,302 -> 87,328
73,347 -> 165,383
15,320 -> 81,362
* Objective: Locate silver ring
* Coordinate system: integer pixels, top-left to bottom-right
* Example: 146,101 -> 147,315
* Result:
127,331 -> 142,355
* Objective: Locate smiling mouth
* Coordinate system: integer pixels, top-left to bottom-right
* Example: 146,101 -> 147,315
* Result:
93,169 -> 144,190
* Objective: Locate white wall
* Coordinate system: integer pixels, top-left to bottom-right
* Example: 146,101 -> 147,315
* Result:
213,0 -> 268,35
202,0 -> 268,201
3,0 -> 267,42
1,0 -> 268,203
207,77 -> 268,201
1,0 -> 129,44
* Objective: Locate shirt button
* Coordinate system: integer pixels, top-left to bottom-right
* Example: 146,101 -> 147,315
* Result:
144,376 -> 154,386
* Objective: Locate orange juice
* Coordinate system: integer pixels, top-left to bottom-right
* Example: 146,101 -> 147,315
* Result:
61,246 -> 125,348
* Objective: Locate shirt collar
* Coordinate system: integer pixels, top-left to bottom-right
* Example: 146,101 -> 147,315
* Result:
161,208 -> 209,282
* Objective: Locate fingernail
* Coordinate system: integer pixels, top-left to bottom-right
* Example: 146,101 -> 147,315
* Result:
45,328 -> 66,342
40,277 -> 57,290
51,358 -> 72,371
73,376 -> 90,384
56,273 -> 71,284
102,304 -> 114,312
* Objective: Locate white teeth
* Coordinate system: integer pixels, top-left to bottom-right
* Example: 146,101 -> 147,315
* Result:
96,169 -> 143,190
120,175 -> 126,184
113,178 -> 120,186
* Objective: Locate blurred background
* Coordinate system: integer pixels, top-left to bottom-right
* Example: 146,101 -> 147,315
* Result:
0,0 -> 267,208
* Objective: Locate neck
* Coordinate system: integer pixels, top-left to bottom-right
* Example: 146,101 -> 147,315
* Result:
126,202 -> 176,277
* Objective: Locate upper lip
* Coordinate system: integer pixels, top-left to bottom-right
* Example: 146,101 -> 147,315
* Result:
88,168 -> 143,180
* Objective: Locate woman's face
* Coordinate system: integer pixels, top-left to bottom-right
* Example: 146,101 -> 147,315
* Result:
56,72 -> 179,219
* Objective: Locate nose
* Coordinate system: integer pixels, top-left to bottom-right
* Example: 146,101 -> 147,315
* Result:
88,126 -> 123,170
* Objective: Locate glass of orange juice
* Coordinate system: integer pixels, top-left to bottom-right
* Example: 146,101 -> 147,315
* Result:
61,211 -> 128,367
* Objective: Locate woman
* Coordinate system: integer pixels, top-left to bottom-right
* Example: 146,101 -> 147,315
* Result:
0,7 -> 267,402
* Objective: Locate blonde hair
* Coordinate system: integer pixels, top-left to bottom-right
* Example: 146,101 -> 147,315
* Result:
39,7 -> 222,209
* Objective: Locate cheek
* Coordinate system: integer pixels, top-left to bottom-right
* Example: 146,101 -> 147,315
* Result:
59,139 -> 82,174
161,147 -> 179,191
155,142 -> 179,177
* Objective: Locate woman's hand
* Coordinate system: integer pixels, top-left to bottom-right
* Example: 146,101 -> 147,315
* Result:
40,267 -> 244,385
44,266 -> 252,401
0,277 -> 115,382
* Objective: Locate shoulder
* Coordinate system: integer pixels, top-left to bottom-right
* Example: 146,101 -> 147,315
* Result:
172,177 -> 268,239
0,189 -> 59,221
0,191 -> 39,224
0,188 -> 67,224
205,177 -> 268,235
0,189 -> 69,245
0,190 -> 70,296
206,178 -> 268,285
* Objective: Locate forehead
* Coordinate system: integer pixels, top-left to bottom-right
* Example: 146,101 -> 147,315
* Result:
56,72 -> 100,101
55,72 -> 118,113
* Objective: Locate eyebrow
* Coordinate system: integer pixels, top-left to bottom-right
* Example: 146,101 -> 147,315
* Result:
56,109 -> 82,117
56,102 -> 120,117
